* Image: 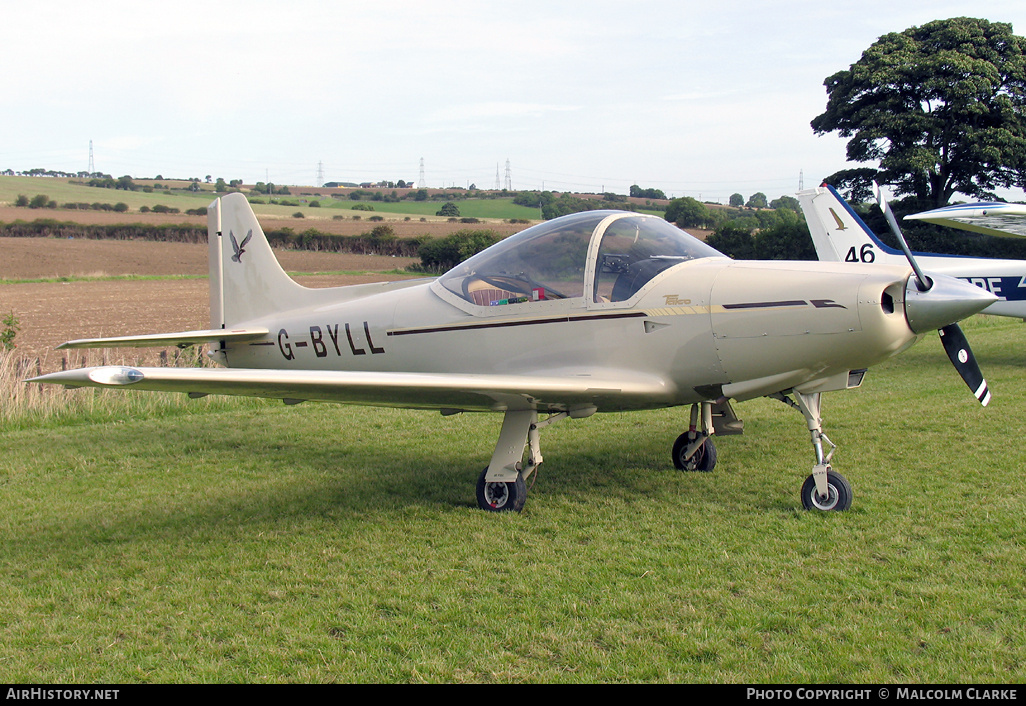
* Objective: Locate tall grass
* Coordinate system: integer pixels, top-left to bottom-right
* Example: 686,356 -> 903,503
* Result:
0,347 -> 249,428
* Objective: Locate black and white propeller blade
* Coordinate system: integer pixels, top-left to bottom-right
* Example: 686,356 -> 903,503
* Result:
873,182 -> 993,406
939,324 -> 991,406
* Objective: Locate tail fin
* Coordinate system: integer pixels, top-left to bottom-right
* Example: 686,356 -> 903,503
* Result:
207,193 -> 319,327
796,184 -> 903,265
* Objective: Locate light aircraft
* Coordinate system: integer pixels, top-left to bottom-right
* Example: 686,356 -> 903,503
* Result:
29,193 -> 997,512
906,201 -> 1026,239
798,183 -> 1026,320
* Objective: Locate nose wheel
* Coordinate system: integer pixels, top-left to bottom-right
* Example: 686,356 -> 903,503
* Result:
773,389 -> 854,512
800,467 -> 852,512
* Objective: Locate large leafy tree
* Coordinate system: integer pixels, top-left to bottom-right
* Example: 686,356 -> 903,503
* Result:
811,17 -> 1026,207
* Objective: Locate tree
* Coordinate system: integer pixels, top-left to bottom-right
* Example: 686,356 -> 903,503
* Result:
630,184 -> 667,200
664,197 -> 713,229
729,193 -> 744,207
811,17 -> 1026,207
746,192 -> 768,209
769,195 -> 800,212
436,202 -> 460,217
706,222 -> 757,260
418,230 -> 500,270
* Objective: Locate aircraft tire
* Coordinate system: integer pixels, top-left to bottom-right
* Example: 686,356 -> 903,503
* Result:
800,469 -> 853,512
671,434 -> 716,472
476,468 -> 527,512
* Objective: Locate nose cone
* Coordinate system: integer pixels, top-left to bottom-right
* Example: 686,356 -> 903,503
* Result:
904,274 -> 997,334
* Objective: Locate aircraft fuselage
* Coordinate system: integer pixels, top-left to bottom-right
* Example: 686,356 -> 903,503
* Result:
222,258 -> 920,412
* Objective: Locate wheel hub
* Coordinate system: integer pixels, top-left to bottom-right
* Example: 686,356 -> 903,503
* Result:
484,482 -> 510,509
810,485 -> 839,511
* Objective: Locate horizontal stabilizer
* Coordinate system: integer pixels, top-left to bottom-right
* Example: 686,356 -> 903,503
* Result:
56,328 -> 269,350
27,365 -> 675,413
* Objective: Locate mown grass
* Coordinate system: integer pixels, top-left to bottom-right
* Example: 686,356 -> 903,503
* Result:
1,315 -> 1024,683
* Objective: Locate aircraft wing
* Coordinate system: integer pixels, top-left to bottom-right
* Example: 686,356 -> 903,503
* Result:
905,202 -> 1026,238
27,365 -> 676,413
56,328 -> 270,349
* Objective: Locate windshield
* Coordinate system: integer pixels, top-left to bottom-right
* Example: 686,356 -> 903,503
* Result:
437,210 -> 723,308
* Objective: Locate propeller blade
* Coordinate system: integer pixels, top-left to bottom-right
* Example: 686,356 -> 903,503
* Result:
872,183 -> 993,406
939,324 -> 991,406
874,181 -> 932,291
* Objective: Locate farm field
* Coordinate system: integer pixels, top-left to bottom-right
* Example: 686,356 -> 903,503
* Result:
0,237 -> 420,358
0,176 -> 541,233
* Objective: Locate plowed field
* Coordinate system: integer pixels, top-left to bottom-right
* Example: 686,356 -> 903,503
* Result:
1,237 -> 420,360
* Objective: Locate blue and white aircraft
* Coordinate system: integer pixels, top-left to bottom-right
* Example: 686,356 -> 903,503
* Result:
797,184 -> 1026,320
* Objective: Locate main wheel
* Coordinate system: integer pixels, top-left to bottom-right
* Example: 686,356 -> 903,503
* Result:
671,434 -> 717,472
800,469 -> 853,511
476,467 -> 527,512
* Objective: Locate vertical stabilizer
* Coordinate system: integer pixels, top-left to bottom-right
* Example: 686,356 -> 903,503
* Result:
215,193 -> 314,326
796,184 -> 903,265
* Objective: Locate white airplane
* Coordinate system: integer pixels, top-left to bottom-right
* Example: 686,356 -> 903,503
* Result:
30,193 -> 996,512
798,183 -> 1026,319
905,201 -> 1026,239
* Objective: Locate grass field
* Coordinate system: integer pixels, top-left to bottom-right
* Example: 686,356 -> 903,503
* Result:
0,175 -> 542,223
1,315 -> 1023,683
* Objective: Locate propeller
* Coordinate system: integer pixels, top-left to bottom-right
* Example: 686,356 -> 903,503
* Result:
873,182 -> 993,406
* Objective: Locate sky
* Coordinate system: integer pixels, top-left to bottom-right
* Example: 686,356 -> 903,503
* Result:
4,0 -> 1026,203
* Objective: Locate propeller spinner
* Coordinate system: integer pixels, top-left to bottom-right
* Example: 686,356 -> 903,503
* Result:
874,183 -> 994,406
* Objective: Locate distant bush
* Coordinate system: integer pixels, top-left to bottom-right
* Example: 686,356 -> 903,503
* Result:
418,229 -> 500,271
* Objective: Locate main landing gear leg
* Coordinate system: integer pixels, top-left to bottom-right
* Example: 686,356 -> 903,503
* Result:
774,390 -> 852,512
476,410 -> 568,512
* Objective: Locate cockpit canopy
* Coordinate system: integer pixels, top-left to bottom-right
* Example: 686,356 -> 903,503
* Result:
436,210 -> 725,308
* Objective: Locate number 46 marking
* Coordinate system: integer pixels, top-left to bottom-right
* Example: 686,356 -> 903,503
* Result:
845,244 -> 875,263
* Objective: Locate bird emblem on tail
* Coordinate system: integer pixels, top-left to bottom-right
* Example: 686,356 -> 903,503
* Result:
828,208 -> 848,231
230,229 -> 253,263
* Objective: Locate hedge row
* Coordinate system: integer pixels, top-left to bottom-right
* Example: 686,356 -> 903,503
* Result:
0,220 -> 429,257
